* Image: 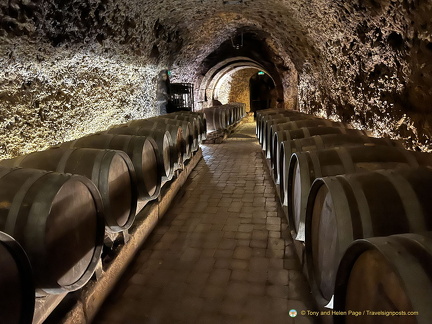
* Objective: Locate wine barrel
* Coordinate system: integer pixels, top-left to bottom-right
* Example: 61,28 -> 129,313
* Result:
305,167 -> 432,307
107,126 -> 174,181
274,127 -> 368,187
0,231 -> 34,324
0,167 -> 104,294
334,233 -> 432,324
264,119 -> 349,159
277,133 -> 398,197
146,117 -> 195,156
204,108 -> 227,131
146,117 -> 194,160
158,114 -> 201,149
0,148 -> 137,233
258,110 -> 308,144
60,134 -> 161,201
171,111 -> 207,141
220,105 -> 238,126
287,146 -> 432,242
264,115 -> 321,159
119,121 -> 184,170
120,119 -> 186,172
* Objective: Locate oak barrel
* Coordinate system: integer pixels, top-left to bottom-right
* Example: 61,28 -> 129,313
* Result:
0,167 -> 104,294
287,146 -> 432,242
262,114 -> 319,157
0,148 -> 137,233
334,233 -> 432,324
277,133 -> 397,198
170,111 -> 207,141
0,231 -> 34,324
274,127 -> 368,188
107,126 -> 174,181
61,134 -> 161,201
305,167 -> 432,307
257,110 -> 308,144
204,107 -> 227,131
158,114 -> 201,147
117,121 -> 183,170
146,117 -> 194,159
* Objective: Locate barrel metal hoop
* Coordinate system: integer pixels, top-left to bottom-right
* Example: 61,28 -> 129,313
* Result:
343,173 -> 373,237
5,171 -> 47,235
375,169 -> 426,232
334,147 -> 357,173
56,148 -> 75,173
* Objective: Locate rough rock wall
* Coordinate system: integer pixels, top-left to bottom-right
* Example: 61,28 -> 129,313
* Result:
2,0 -> 432,157
0,0 -> 181,159
228,69 -> 258,112
212,68 -> 257,112
292,1 -> 432,151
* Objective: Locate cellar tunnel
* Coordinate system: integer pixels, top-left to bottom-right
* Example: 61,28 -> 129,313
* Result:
2,1 -> 432,323
2,0 -> 432,158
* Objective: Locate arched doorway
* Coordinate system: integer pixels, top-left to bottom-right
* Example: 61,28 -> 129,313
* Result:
249,72 -> 276,114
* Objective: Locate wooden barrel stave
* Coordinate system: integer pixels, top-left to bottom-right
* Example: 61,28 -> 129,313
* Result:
278,128 -> 368,206
159,114 -> 201,149
123,121 -> 184,169
258,110 -> 309,145
264,119 -> 348,159
276,133 -> 400,191
263,114 -> 319,158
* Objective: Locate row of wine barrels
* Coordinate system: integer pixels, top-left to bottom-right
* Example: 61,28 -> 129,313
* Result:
278,133 -> 400,206
60,134 -> 161,201
305,167 -> 432,307
204,107 -> 227,131
177,110 -> 208,141
156,111 -> 204,143
271,126 -> 367,183
256,109 -> 306,144
334,232 -> 432,324
264,118 -> 349,159
0,231 -> 34,324
107,126 -> 174,182
164,111 -> 206,144
145,116 -> 196,155
125,119 -> 186,172
288,145 -> 432,242
0,167 -> 104,295
204,104 -> 245,132
0,148 -> 137,233
109,123 -> 178,180
148,116 -> 198,153
262,114 -> 320,157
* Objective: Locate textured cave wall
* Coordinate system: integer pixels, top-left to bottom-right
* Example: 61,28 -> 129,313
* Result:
2,0 -> 432,157
228,69 -> 259,112
212,68 -> 257,112
292,0 -> 432,151
0,0 -> 183,159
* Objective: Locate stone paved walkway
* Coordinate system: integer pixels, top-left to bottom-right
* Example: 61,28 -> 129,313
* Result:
93,120 -> 317,324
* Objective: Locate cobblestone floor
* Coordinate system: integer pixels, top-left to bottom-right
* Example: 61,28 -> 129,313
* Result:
93,120 -> 318,324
